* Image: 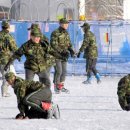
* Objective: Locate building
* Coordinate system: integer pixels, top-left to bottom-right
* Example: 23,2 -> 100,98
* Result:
0,0 -> 125,21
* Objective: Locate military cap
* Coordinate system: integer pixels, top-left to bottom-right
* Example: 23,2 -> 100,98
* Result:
5,72 -> 15,81
31,28 -> 41,37
80,22 -> 90,28
28,23 -> 39,30
1,20 -> 10,28
59,18 -> 69,24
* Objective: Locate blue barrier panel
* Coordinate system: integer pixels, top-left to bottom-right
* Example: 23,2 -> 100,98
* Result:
1,20 -> 130,75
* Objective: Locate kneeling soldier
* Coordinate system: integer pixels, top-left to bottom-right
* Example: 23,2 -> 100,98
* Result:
5,72 -> 60,119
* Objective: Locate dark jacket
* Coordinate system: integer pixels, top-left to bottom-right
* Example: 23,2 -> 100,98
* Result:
50,27 -> 74,61
79,30 -> 98,59
12,76 -> 46,115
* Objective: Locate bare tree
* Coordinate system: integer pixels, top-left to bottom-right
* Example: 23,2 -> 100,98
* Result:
85,0 -> 123,20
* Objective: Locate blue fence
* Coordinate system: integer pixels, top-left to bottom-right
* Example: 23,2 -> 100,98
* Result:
1,20 -> 130,75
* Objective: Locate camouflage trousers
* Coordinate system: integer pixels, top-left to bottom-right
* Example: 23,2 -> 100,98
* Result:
86,58 -> 98,77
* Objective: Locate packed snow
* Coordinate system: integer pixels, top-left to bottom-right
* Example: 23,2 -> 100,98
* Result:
0,73 -> 130,130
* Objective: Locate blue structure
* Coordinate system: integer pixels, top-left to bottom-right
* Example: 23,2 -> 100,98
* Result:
1,20 -> 130,75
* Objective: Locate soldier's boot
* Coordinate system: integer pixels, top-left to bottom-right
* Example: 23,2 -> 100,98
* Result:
60,82 -> 69,93
82,76 -> 92,84
95,73 -> 101,84
54,84 -> 61,94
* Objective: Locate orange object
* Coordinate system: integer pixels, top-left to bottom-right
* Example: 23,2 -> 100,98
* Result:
105,33 -> 109,43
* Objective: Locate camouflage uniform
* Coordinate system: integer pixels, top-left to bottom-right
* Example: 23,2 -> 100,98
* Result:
0,20 -> 18,97
28,23 -> 56,76
117,74 -> 130,111
50,18 -> 75,93
5,29 -> 51,87
77,23 -> 101,84
5,72 -> 52,118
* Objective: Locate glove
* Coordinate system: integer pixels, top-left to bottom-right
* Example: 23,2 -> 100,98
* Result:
15,113 -> 24,119
61,57 -> 68,61
77,52 -> 81,58
41,40 -> 49,48
61,51 -> 69,59
68,47 -> 75,57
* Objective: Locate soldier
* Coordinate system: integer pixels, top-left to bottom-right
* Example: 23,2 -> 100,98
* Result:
50,18 -> 75,93
5,72 -> 60,119
4,28 -> 51,87
28,23 -> 55,76
117,74 -> 130,111
0,20 -> 18,97
77,22 -> 101,84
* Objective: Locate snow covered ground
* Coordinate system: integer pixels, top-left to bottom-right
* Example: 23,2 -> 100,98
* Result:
0,74 -> 130,130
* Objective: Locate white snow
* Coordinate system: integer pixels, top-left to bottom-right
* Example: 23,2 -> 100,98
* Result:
0,74 -> 130,130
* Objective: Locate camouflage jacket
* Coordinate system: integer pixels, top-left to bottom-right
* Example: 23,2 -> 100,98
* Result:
117,74 -> 130,109
12,76 -> 45,115
41,35 -> 56,67
0,30 -> 18,65
50,27 -> 73,61
10,39 -> 49,72
9,39 -> 63,72
79,30 -> 98,59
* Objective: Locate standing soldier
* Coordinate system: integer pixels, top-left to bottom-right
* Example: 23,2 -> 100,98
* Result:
77,22 -> 101,84
0,20 -> 18,97
28,23 -> 56,76
50,18 -> 75,93
5,72 -> 60,119
4,28 -> 51,87
117,74 -> 130,111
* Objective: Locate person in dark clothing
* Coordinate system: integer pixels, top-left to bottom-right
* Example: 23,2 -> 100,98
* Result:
0,20 -> 18,97
28,23 -> 54,76
77,22 -> 101,84
50,18 -> 75,93
5,72 -> 60,119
